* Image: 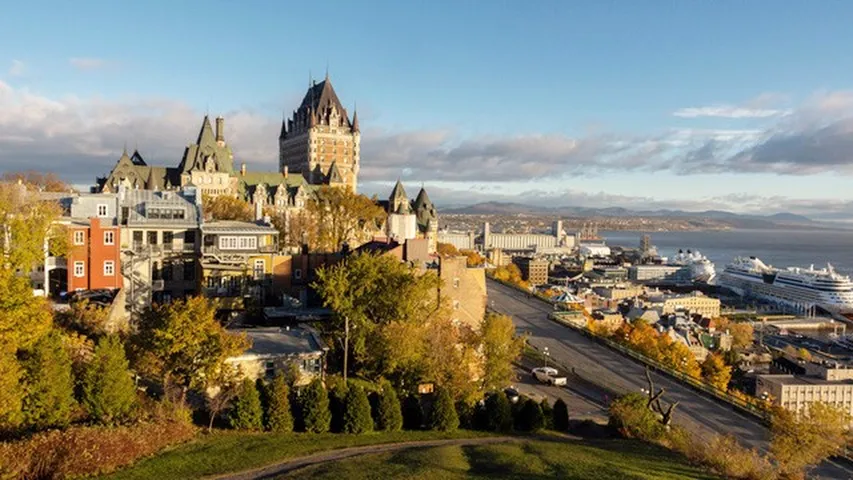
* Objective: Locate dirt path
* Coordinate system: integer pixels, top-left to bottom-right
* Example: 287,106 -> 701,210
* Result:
211,436 -> 517,480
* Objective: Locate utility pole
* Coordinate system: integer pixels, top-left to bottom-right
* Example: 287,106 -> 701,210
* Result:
343,315 -> 349,382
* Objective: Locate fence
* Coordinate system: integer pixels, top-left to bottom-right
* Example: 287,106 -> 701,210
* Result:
487,273 -> 772,423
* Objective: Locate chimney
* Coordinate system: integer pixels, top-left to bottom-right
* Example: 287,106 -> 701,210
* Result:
284,165 -> 289,179
215,116 -> 224,145
240,162 -> 246,176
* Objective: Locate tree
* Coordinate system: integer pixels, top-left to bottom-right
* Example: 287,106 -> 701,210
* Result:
608,393 -> 665,442
264,373 -> 294,432
307,186 -> 385,252
328,378 -> 348,433
701,353 -> 733,391
797,348 -> 812,362
21,330 -> 76,430
485,391 -> 513,432
343,384 -> 373,434
436,242 -> 460,257
376,380 -> 403,432
492,264 -> 527,288
206,371 -> 239,432
267,209 -> 316,251
552,398 -> 570,432
540,399 -> 553,430
771,402 -> 850,477
727,323 -> 754,349
230,378 -> 263,430
301,378 -> 331,433
429,388 -> 459,432
55,299 -> 111,338
202,194 -> 253,221
0,347 -> 23,430
460,250 -> 485,267
480,313 -> 524,392
129,297 -> 249,394
81,335 -> 137,424
515,398 -> 545,432
2,171 -> 70,192
402,395 -> 423,430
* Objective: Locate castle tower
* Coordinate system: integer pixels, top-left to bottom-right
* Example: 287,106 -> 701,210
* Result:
279,74 -> 360,191
413,187 -> 438,253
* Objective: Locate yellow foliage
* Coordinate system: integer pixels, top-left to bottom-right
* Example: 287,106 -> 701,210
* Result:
202,194 -> 252,222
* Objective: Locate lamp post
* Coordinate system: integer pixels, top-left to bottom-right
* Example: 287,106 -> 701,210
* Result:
543,347 -> 550,368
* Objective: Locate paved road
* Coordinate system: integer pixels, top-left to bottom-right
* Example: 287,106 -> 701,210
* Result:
488,279 -> 853,479
511,366 -> 607,423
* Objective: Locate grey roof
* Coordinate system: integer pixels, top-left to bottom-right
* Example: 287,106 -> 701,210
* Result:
121,189 -> 201,227
202,220 -> 278,234
230,326 -> 327,358
177,116 -> 235,174
60,193 -> 119,224
413,187 -> 437,232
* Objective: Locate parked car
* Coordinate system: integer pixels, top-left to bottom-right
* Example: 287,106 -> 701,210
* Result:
532,366 -> 567,386
504,387 -> 521,403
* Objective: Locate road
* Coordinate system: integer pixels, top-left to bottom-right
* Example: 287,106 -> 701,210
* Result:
488,279 -> 853,479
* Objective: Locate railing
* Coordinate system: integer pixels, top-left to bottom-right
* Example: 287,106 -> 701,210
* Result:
202,245 -> 277,255
487,273 -> 773,423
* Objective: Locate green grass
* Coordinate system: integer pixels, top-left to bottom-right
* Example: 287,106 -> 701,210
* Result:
102,430 -> 492,480
282,437 -> 720,480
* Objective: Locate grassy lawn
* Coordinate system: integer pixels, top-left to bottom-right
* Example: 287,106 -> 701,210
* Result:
102,430 -> 493,480
283,437 -> 720,480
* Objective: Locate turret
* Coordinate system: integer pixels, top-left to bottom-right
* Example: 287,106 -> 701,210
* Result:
352,108 -> 360,133
215,116 -> 225,145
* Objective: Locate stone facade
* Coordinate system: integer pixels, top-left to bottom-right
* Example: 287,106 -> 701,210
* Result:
437,256 -> 487,330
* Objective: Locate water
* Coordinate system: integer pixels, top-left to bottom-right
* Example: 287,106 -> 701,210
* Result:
601,229 -> 853,276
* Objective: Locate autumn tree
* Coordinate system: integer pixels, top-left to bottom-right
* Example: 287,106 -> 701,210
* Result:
81,335 -> 137,424
129,297 -> 250,395
307,186 -> 385,252
2,171 -> 71,192
727,322 -> 754,349
436,242 -> 460,257
21,329 -> 76,430
480,313 -> 524,392
55,299 -> 111,338
267,209 -> 316,250
771,402 -> 850,477
492,264 -> 526,288
460,249 -> 485,267
0,347 -> 23,430
701,353 -> 733,391
202,194 -> 253,221
206,367 -> 239,432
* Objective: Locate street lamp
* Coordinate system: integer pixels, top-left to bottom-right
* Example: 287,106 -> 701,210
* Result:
543,347 -> 550,368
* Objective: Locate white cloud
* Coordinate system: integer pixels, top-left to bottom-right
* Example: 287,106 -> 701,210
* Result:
8,60 -> 25,77
673,105 -> 791,119
69,57 -> 108,70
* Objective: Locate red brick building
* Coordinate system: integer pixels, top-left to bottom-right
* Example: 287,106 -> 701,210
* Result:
67,217 -> 122,292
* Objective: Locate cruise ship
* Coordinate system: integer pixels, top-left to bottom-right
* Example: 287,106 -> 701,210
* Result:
666,249 -> 716,283
717,256 -> 853,313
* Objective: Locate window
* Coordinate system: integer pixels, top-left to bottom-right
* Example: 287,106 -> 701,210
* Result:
103,230 -> 114,245
103,260 -> 115,276
184,230 -> 196,244
147,231 -> 158,245
163,231 -> 174,245
218,236 -> 257,250
162,260 -> 173,281
183,260 -> 195,281
253,259 -> 266,280
73,230 -> 85,245
265,361 -> 276,379
74,261 -> 85,278
97,204 -> 109,217
294,268 -> 303,280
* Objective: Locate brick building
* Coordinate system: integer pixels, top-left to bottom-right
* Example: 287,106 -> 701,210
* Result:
67,217 -> 122,292
513,256 -> 550,286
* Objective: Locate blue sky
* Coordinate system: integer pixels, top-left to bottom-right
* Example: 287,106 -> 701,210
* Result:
2,1 -> 853,216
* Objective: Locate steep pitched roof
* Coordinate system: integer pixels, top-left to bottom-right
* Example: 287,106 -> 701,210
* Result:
298,77 -> 351,127
130,150 -> 147,166
327,162 -> 344,184
389,180 -> 408,203
413,187 -> 437,232
177,116 -> 234,174
197,115 -> 216,146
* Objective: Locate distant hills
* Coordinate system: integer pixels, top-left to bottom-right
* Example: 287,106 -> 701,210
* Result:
440,202 -> 840,230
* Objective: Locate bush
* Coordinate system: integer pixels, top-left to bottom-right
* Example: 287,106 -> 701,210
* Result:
328,379 -> 348,433
553,398 -> 570,432
485,391 -> 513,432
81,335 -> 137,424
21,329 -> 76,430
455,400 -> 476,430
402,395 -> 423,430
515,398 -> 545,432
376,381 -> 403,432
264,374 -> 293,433
0,418 -> 194,479
429,388 -> 459,432
608,393 -> 665,442
229,378 -> 263,431
301,378 -> 331,433
342,385 -> 373,434
539,399 -> 553,430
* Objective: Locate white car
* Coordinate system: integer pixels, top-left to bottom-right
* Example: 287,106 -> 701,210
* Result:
532,367 -> 567,386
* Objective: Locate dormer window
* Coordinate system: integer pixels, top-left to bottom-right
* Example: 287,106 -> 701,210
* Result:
97,204 -> 109,217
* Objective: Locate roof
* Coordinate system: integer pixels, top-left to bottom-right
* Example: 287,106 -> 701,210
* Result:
299,77 -> 348,123
177,116 -> 234,174
758,374 -> 853,386
413,187 -> 437,231
202,220 -> 277,234
229,326 -> 327,359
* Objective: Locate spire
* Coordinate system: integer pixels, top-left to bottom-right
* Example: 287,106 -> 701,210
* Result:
325,62 -> 329,82
197,115 -> 215,145
352,105 -> 360,133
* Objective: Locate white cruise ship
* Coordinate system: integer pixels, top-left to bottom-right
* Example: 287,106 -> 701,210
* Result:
718,256 -> 853,313
666,249 -> 716,283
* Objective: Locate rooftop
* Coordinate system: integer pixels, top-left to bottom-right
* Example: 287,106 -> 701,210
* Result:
229,326 -> 327,359
202,220 -> 277,234
758,374 -> 853,386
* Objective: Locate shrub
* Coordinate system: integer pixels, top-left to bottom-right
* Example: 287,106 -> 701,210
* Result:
376,381 -> 403,432
402,395 -> 423,430
343,385 -> 373,434
21,329 -> 76,430
515,398 -> 545,432
328,379 -> 348,433
539,399 -> 553,430
552,398 -> 570,432
608,393 -> 665,442
81,335 -> 137,424
455,400 -> 476,430
0,418 -> 194,479
229,378 -> 263,431
429,388 -> 459,432
485,391 -> 513,432
264,374 -> 293,433
301,378 -> 331,433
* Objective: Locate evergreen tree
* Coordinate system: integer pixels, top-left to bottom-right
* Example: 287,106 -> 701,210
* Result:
376,381 -> 403,432
0,347 -> 23,429
429,388 -> 459,432
21,329 -> 75,429
264,373 -> 293,432
485,391 -> 513,432
455,400 -> 475,430
328,379 -> 348,433
301,378 -> 331,433
343,385 -> 373,434
553,398 -> 570,432
230,378 -> 263,430
516,399 -> 545,432
540,399 -> 553,430
81,335 -> 136,424
402,395 -> 424,430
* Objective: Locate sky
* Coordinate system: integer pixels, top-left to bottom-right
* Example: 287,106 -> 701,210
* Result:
2,1 -> 853,218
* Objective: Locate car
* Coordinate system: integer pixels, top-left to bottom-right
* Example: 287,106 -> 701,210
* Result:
503,387 -> 521,403
532,366 -> 567,386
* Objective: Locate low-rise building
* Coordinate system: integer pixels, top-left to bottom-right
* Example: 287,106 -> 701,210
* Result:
226,326 -> 327,386
591,309 -> 624,334
436,256 -> 486,330
594,285 -> 644,301
757,363 -> 853,421
512,256 -> 549,286
628,265 -> 689,283
649,291 -> 720,318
